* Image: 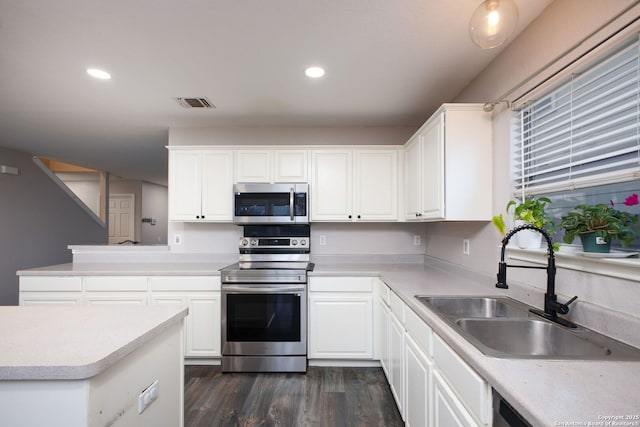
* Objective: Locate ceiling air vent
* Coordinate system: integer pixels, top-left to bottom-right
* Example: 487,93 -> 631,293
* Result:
176,97 -> 215,109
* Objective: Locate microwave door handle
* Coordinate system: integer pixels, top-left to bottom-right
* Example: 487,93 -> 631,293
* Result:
290,187 -> 294,221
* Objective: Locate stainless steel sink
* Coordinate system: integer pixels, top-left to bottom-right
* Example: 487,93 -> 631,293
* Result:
414,295 -> 640,360
415,296 -> 530,320
455,318 -> 616,359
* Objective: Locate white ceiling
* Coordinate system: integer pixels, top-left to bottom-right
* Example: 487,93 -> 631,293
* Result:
0,0 -> 552,185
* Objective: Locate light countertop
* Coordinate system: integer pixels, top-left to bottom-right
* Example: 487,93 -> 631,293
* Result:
17,262 -> 229,276
0,305 -> 188,381
16,258 -> 640,426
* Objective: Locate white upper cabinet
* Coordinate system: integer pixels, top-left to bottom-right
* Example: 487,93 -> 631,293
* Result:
311,148 -> 399,222
235,150 -> 272,183
404,103 -> 492,221
235,149 -> 308,183
168,148 -> 233,222
311,150 -> 353,221
355,150 -> 399,221
274,150 -> 308,182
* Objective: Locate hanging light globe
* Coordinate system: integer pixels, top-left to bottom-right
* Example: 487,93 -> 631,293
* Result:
469,0 -> 519,49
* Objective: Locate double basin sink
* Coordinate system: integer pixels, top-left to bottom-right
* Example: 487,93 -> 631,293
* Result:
415,296 -> 640,360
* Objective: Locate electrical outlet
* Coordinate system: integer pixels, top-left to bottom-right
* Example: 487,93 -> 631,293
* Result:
319,235 -> 327,246
413,235 -> 421,246
174,234 -> 181,245
463,239 -> 470,255
138,380 -> 159,414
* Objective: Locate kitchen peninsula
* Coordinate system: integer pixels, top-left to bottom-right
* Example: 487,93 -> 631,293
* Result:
0,304 -> 187,427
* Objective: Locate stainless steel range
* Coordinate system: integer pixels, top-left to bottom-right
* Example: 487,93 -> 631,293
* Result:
220,224 -> 312,373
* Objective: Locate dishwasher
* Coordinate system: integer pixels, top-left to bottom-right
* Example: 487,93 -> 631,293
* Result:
493,390 -> 532,427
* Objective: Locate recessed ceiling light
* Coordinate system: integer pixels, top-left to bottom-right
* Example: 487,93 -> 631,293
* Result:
86,68 -> 111,80
305,66 -> 325,78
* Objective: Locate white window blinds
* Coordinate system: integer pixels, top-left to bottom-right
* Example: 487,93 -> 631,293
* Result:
513,35 -> 640,196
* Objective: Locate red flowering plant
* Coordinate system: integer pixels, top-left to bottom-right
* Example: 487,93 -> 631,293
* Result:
560,193 -> 639,248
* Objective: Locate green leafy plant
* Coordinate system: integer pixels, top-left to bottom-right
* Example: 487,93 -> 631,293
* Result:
560,195 -> 639,248
492,196 -> 554,236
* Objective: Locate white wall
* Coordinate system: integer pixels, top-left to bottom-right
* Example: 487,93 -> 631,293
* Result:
169,126 -> 416,147
141,182 -> 168,245
55,172 -> 101,217
427,0 -> 640,328
169,221 -> 427,256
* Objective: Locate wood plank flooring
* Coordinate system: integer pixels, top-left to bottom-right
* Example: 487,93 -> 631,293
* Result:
184,366 -> 404,427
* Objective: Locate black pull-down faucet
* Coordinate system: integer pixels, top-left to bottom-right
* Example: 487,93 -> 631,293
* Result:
496,223 -> 578,328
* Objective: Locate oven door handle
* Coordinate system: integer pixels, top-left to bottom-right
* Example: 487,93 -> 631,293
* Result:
223,284 -> 306,293
289,187 -> 295,221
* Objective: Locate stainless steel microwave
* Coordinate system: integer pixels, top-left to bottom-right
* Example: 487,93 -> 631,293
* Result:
233,183 -> 309,224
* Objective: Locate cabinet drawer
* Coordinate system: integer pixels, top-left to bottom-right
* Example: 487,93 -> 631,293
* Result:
389,291 -> 405,323
309,276 -> 373,292
20,276 -> 82,292
149,276 -> 221,291
433,334 -> 491,425
83,276 -> 148,291
405,307 -> 433,356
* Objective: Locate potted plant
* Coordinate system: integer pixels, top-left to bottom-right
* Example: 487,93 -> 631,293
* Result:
560,193 -> 639,253
492,196 -> 555,249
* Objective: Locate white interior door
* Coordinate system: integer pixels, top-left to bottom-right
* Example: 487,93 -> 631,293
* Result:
108,194 -> 135,244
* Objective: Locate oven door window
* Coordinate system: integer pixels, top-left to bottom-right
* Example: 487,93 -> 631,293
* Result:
226,293 -> 301,342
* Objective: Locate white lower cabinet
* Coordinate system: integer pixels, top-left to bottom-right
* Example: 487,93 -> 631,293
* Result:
377,293 -> 391,378
19,276 -> 83,305
406,335 -> 433,427
308,276 -> 374,359
84,276 -> 148,305
389,307 -> 406,419
18,274 -> 221,360
375,280 -> 492,427
433,370 -> 479,427
149,276 -> 221,358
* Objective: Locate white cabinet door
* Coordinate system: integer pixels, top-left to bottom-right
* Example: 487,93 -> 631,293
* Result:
433,371 -> 479,427
377,296 -> 391,379
311,150 -> 353,221
311,149 -> 399,222
149,277 -> 221,358
308,294 -> 373,359
20,292 -> 83,305
421,114 -> 445,220
402,104 -> 492,222
169,149 -> 233,222
85,293 -> 147,305
404,134 -> 422,220
236,149 -> 308,183
235,150 -> 272,183
274,150 -> 308,182
355,150 -> 398,221
406,335 -> 433,427
19,276 -> 83,305
389,311 -> 405,420
201,150 -> 233,221
185,293 -> 221,357
169,150 -> 203,221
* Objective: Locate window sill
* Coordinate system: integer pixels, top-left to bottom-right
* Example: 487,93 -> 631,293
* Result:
505,245 -> 640,283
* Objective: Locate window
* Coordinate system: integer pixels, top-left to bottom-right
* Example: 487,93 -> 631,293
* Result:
513,35 -> 639,195
511,34 -> 640,250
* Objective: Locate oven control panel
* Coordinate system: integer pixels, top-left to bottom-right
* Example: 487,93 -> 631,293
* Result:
239,237 -> 309,250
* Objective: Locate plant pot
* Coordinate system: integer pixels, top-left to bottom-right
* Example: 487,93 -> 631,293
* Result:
514,220 -> 543,249
579,232 -> 611,253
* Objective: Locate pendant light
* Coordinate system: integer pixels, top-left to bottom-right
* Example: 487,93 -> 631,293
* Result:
469,0 -> 519,49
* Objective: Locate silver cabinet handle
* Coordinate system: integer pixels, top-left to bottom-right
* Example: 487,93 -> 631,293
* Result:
290,187 -> 295,221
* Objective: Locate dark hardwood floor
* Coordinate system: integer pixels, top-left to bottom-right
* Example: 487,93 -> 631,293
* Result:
184,365 -> 404,427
